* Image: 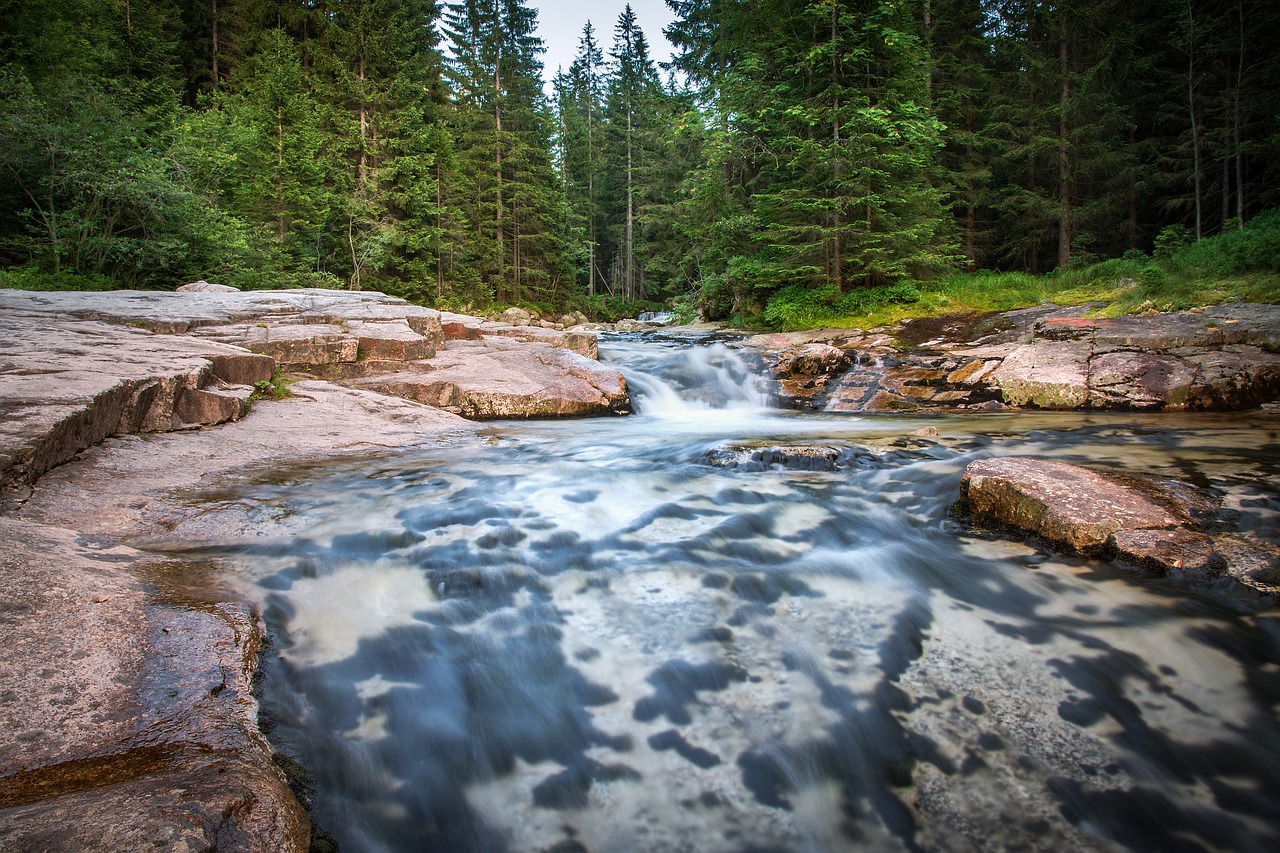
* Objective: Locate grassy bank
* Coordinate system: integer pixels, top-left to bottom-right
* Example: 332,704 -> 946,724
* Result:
759,210 -> 1280,331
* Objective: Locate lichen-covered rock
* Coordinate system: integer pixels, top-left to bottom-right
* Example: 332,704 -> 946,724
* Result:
1087,350 -> 1196,410
990,343 -> 1091,409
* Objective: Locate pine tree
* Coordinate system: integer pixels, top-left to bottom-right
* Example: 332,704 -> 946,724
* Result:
443,0 -> 564,305
603,5 -> 666,299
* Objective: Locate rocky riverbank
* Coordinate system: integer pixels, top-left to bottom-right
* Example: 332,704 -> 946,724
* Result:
747,302 -> 1280,413
0,287 -> 630,850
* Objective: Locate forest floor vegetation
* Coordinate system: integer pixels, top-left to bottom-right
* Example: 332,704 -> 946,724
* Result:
757,211 -> 1280,331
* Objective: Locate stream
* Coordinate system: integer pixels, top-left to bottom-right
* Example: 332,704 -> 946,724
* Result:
194,333 -> 1280,852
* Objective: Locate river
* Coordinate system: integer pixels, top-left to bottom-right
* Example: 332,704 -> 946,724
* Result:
199,333 -> 1280,852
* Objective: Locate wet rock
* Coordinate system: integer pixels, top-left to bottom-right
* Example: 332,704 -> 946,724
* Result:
0,517 -> 308,851
699,444 -> 846,471
747,303 -> 1279,413
959,457 -> 1205,552
775,342 -> 851,377
772,343 -> 852,408
1109,528 -> 1222,575
357,340 -> 629,419
959,457 -> 1280,594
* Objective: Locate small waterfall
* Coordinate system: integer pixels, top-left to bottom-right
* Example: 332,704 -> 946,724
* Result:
604,339 -> 773,417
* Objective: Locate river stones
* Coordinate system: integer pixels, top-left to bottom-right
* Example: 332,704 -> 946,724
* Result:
744,303 -> 1280,413
959,456 -> 1280,592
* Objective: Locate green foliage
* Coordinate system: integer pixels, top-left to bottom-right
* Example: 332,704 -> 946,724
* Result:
249,368 -> 296,407
1154,225 -> 1191,259
0,267 -> 116,292
763,282 -> 923,331
1171,209 -> 1280,276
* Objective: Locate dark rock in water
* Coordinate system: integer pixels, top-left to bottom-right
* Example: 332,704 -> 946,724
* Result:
698,444 -> 844,471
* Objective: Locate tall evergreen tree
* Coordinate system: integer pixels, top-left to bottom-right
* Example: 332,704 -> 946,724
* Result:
443,0 -> 564,304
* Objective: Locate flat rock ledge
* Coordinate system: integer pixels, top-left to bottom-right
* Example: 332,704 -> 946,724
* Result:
959,457 -> 1280,593
747,303 -> 1280,413
0,288 -> 627,503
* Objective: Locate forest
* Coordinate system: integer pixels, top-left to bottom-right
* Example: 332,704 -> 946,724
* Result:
1,0 -> 1277,326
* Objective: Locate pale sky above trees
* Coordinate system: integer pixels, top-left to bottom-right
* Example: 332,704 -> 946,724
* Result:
532,0 -> 678,85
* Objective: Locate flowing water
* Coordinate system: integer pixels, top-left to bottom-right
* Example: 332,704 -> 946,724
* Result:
189,334 -> 1280,852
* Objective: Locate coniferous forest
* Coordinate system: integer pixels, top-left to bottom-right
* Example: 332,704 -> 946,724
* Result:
1,0 -> 1277,325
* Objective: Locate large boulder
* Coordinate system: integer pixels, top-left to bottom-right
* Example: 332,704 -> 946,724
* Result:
357,340 -> 629,419
0,313 -> 272,501
959,457 -> 1196,551
959,457 -> 1279,592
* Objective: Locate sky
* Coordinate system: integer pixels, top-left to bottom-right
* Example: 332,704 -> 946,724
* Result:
530,0 -> 680,86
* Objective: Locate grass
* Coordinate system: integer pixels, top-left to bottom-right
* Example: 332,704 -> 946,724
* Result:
760,212 -> 1280,331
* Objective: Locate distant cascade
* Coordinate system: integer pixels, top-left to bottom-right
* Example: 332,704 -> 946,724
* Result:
603,339 -> 773,417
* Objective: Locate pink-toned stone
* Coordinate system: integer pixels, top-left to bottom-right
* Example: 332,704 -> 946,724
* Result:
960,457 -> 1188,551
357,340 -> 628,419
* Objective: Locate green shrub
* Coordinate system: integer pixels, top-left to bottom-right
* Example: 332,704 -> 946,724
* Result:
1154,225 -> 1191,258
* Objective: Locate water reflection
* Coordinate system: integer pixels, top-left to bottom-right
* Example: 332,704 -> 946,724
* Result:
201,335 -> 1280,852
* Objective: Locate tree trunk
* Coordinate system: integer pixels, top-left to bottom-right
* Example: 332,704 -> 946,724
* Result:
1057,32 -> 1071,269
494,68 -> 505,302
210,0 -> 219,90
1187,0 -> 1203,240
1234,0 -> 1245,228
436,161 -> 444,301
276,107 -> 285,244
626,107 -> 634,300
